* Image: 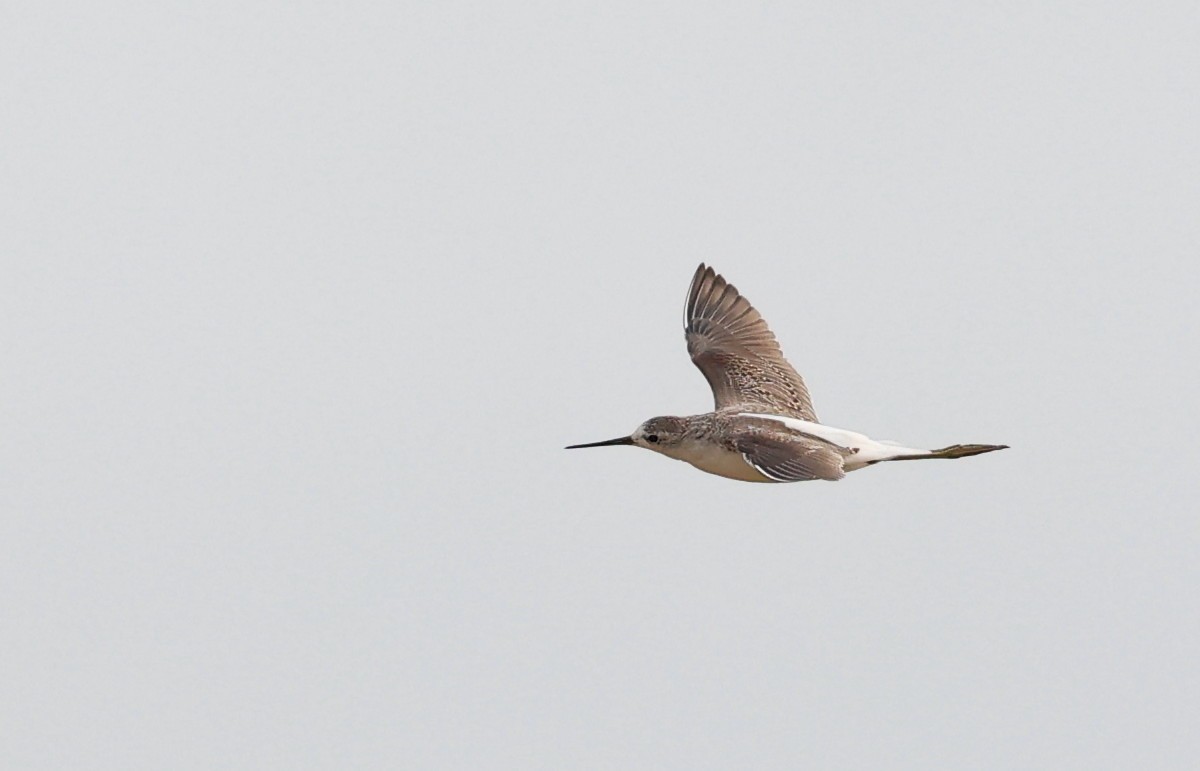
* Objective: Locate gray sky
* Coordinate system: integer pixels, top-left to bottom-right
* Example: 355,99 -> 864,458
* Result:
3,1 -> 1198,768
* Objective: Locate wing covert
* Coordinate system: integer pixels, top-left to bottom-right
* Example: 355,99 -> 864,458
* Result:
735,432 -> 845,482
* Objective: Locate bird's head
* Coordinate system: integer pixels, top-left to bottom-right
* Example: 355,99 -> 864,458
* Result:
566,415 -> 688,454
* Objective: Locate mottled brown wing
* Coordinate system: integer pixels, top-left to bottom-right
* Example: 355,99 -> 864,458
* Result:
734,432 -> 845,482
684,264 -> 819,421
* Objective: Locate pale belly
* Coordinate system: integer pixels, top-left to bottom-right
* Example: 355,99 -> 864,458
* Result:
664,440 -> 774,483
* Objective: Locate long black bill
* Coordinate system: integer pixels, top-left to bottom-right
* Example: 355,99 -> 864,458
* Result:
565,436 -> 634,449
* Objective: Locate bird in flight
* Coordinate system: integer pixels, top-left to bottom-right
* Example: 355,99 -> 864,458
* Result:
566,264 -> 1007,483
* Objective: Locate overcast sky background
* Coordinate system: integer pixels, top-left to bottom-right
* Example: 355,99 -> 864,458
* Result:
3,2 -> 1198,768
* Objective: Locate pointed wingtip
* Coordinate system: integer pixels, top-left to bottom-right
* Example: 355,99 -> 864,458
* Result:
693,263 -> 719,283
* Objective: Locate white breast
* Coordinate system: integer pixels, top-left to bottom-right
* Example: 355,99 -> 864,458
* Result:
661,438 -> 773,482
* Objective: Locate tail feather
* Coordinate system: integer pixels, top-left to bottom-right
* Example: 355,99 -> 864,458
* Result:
885,443 -> 1009,462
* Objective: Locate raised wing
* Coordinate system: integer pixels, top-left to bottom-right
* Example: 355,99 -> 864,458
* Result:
684,264 -> 819,421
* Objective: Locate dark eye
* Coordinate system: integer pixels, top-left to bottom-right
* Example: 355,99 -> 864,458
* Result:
646,434 -> 659,443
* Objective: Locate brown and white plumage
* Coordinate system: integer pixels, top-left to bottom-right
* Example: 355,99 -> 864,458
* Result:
685,263 -> 819,422
567,264 -> 1007,483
